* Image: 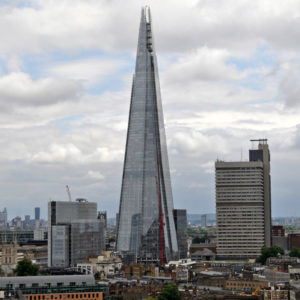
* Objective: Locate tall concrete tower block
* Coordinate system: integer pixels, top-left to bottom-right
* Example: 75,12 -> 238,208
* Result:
249,139 -> 271,247
116,7 -> 178,263
216,139 -> 271,259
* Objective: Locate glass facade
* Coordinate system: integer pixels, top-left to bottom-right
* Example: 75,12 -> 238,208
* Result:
173,209 -> 188,259
116,7 -> 178,263
52,225 -> 69,268
35,207 -> 40,220
48,201 -> 105,267
0,230 -> 34,245
70,220 -> 105,266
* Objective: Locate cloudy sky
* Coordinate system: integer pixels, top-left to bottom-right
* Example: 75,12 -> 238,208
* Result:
1,0 -> 300,219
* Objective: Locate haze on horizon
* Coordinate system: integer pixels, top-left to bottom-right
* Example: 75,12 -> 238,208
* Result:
0,0 -> 300,220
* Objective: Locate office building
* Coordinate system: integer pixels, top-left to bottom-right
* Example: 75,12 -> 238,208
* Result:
48,200 -> 105,267
116,7 -> 178,263
0,208 -> 7,229
215,139 -> 271,259
173,209 -> 188,259
0,230 -> 34,245
35,207 -> 40,220
201,214 -> 207,228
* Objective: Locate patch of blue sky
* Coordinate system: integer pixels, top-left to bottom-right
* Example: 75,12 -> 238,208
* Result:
238,73 -> 264,90
0,60 -> 8,75
226,71 -> 264,92
0,1 -> 35,9
87,76 -> 127,95
246,98 -> 274,105
51,115 -> 84,132
21,49 -> 135,85
227,45 -> 276,71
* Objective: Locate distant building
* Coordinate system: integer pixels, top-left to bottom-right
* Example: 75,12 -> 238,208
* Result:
35,207 -> 40,220
272,225 -> 288,250
272,225 -> 285,237
289,233 -> 300,250
216,139 -> 271,259
48,200 -> 105,268
33,229 -> 47,241
201,214 -> 207,228
173,209 -> 188,259
0,208 -> 7,229
0,230 -> 34,245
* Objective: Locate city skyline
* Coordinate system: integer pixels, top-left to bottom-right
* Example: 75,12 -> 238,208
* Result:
1,1 -> 300,218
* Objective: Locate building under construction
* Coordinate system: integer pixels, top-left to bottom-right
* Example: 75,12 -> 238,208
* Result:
48,200 -> 105,267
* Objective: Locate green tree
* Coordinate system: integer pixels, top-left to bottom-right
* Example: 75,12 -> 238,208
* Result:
192,232 -> 210,244
289,247 -> 300,258
158,285 -> 180,300
256,246 -> 284,264
15,259 -> 39,276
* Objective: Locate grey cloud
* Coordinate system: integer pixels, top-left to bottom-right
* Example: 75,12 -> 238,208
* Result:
0,72 -> 83,108
280,65 -> 300,107
0,0 -> 300,56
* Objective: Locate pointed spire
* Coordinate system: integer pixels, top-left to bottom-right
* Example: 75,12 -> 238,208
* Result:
116,7 -> 178,263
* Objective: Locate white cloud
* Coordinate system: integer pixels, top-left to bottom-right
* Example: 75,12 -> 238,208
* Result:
47,58 -> 129,87
0,72 -> 83,109
279,64 -> 300,107
163,47 -> 242,85
1,0 -> 300,217
87,170 -> 105,180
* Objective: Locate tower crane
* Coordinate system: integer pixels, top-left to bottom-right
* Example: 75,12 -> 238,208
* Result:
66,185 -> 72,202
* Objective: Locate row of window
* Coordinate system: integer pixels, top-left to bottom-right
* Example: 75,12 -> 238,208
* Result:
6,283 -> 87,289
27,293 -> 101,300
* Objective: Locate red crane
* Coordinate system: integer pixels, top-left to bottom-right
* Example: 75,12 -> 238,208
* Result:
155,176 -> 164,265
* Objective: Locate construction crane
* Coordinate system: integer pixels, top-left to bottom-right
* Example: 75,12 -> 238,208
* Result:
155,176 -> 164,265
66,185 -> 72,202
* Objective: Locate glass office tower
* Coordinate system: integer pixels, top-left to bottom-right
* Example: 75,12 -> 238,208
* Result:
48,200 -> 105,267
116,7 -> 178,264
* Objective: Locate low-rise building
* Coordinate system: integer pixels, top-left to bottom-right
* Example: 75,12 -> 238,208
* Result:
77,253 -> 122,279
264,289 -> 289,300
264,269 -> 290,283
0,275 -> 106,300
225,279 -> 268,291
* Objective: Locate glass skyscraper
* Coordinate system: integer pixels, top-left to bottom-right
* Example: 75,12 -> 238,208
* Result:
116,7 -> 178,264
48,200 -> 105,267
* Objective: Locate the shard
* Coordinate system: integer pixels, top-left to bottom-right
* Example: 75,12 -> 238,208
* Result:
116,7 -> 178,263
